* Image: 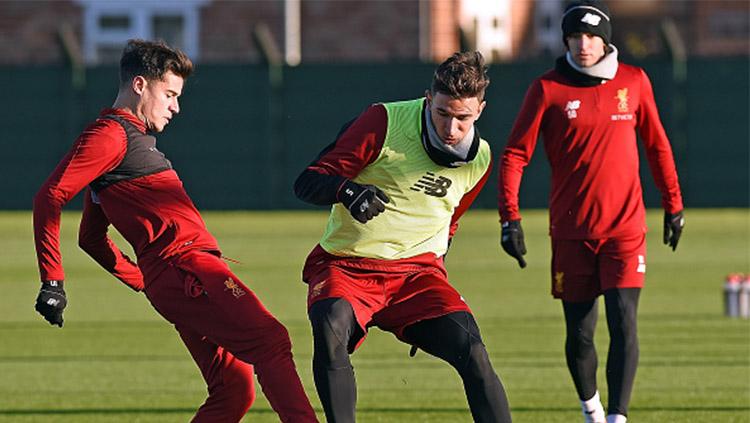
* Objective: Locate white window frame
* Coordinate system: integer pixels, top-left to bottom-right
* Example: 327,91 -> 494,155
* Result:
76,0 -> 208,64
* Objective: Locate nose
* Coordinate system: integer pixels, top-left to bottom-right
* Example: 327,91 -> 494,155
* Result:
170,98 -> 180,114
580,34 -> 595,50
443,118 -> 459,138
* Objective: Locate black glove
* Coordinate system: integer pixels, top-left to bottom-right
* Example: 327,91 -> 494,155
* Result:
663,210 -> 685,251
501,220 -> 527,268
338,180 -> 390,224
35,280 -> 67,327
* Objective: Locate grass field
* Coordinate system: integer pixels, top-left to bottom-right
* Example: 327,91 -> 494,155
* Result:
1,209 -> 748,422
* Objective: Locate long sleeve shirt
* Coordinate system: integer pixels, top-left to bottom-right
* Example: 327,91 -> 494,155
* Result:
498,62 -> 683,239
33,108 -> 219,289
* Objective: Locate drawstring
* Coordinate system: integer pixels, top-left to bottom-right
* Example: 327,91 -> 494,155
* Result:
221,255 -> 242,265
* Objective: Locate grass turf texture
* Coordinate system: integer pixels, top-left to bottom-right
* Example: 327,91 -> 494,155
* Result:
0,209 -> 748,422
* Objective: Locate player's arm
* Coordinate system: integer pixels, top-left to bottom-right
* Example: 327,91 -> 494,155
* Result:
294,104 -> 390,223
33,120 -> 127,326
449,158 -> 493,239
636,69 -> 685,250
498,79 -> 546,268
78,188 -> 145,291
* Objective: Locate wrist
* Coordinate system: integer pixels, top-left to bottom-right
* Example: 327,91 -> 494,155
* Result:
337,180 -> 361,206
42,280 -> 64,289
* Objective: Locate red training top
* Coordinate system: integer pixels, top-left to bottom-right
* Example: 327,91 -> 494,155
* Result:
33,108 -> 219,290
498,63 -> 683,239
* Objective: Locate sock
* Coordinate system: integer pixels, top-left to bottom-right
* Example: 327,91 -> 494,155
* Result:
581,391 -> 605,422
607,414 -> 627,423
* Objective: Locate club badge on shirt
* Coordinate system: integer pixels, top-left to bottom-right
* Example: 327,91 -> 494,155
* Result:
611,88 -> 634,121
224,278 -> 246,298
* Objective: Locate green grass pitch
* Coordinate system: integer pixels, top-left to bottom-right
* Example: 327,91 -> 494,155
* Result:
0,209 -> 748,422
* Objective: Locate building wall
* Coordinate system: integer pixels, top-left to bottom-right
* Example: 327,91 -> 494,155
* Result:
0,0 -> 745,66
300,0 -> 421,63
0,1 -> 81,64
200,0 -> 283,63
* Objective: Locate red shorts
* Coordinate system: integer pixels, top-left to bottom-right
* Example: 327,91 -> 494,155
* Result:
302,245 -> 471,348
551,234 -> 646,302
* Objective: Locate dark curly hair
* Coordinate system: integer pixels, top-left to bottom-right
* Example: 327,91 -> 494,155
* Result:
119,39 -> 193,86
431,51 -> 490,101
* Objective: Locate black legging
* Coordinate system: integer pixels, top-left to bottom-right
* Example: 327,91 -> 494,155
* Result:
563,288 -> 640,416
309,297 -> 512,422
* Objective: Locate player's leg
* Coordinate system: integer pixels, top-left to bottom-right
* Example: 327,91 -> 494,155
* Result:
144,251 -> 318,423
563,299 -> 605,422
603,288 -> 640,419
176,325 -> 256,422
599,234 -> 646,422
553,238 -> 605,422
309,297 -> 363,423
403,311 -> 512,423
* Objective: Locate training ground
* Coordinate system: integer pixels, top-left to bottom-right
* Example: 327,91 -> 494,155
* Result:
1,209 -> 748,422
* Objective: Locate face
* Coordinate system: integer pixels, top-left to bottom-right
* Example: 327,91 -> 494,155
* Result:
133,71 -> 184,132
566,33 -> 606,67
425,91 -> 485,145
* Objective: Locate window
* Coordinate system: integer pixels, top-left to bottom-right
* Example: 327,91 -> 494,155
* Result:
76,0 -> 208,64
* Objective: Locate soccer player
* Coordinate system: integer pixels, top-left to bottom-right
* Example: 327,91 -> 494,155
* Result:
294,51 -> 512,423
497,1 -> 684,423
32,39 -> 318,423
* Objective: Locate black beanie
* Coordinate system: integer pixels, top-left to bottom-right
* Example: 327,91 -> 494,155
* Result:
561,0 -> 612,46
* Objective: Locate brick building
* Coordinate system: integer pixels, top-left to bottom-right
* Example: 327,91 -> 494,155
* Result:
0,0 -> 746,66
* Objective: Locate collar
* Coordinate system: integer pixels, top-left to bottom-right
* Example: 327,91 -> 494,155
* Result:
420,100 -> 480,168
556,44 -> 619,87
100,108 -> 147,133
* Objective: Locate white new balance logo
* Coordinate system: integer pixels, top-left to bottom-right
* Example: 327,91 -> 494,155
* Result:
637,255 -> 646,273
565,100 -> 581,119
581,13 -> 601,26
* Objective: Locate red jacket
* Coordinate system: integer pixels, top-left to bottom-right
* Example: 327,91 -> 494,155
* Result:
498,63 -> 683,239
33,108 -> 218,289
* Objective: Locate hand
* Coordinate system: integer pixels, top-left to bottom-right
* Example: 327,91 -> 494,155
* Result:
663,210 -> 685,251
501,220 -> 527,268
338,180 -> 390,223
35,280 -> 67,327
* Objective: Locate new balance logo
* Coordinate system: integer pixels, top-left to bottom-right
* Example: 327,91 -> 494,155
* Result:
410,172 -> 452,197
637,255 -> 646,273
581,12 -> 602,26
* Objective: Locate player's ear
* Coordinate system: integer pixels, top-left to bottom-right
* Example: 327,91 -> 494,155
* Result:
477,99 -> 487,119
132,76 -> 147,95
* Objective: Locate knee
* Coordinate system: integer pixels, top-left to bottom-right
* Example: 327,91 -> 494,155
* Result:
202,364 -> 256,421
569,325 -> 595,346
226,370 -> 257,413
463,342 -> 497,381
248,317 -> 293,362
415,312 -> 489,374
309,298 -> 357,363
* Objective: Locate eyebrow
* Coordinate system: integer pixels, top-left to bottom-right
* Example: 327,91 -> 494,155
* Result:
437,106 -> 472,117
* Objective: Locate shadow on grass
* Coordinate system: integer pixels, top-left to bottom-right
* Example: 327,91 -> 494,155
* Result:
0,407 -> 273,415
2,405 -> 748,416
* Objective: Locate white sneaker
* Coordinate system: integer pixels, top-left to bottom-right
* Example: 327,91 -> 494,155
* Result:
583,408 -> 606,423
581,391 -> 606,423
606,414 -> 627,423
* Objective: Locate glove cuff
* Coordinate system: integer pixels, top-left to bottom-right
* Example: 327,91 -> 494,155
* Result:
502,220 -> 521,230
42,280 -> 64,290
337,180 -> 363,208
